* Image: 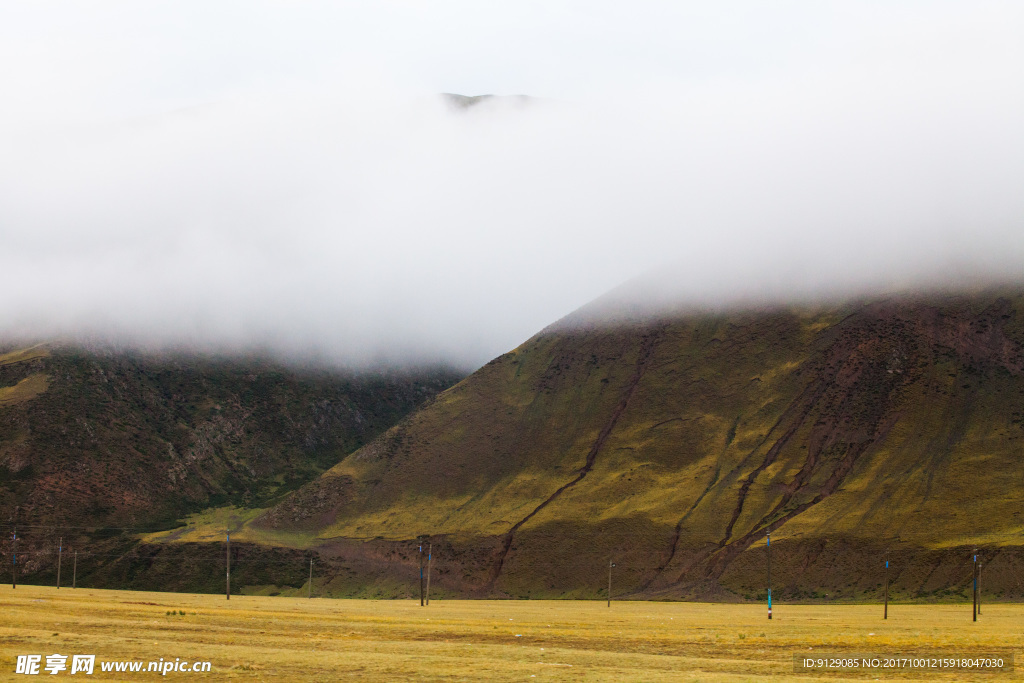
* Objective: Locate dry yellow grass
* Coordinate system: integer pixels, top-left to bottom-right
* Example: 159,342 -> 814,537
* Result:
0,585 -> 1021,681
0,345 -> 49,367
0,373 -> 49,406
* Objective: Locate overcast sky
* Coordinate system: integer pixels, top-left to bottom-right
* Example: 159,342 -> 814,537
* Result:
2,2 -> 1023,368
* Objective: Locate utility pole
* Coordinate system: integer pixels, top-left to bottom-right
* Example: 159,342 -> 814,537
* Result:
767,532 -> 772,620
57,537 -> 62,589
978,561 -> 982,616
607,560 -> 616,607
425,544 -> 433,606
226,533 -> 231,601
73,550 -> 77,589
883,551 -> 889,620
972,551 -> 978,622
11,527 -> 17,589
419,542 -> 425,607
308,558 -> 313,599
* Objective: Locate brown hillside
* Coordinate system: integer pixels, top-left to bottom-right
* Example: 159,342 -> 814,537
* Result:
246,289 -> 1024,601
0,344 -> 463,533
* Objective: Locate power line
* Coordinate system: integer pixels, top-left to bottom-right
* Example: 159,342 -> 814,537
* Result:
0,552 -> 324,565
226,532 -> 231,601
0,523 -> 165,532
766,532 -> 772,621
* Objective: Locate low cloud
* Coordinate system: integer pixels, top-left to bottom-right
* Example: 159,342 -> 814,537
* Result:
2,5 -> 1023,368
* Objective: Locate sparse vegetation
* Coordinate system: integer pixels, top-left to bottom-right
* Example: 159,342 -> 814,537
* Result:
0,343 -> 463,591
207,290 -> 1024,600
7,291 -> 1024,601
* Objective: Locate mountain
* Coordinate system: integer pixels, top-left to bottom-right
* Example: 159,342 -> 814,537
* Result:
441,93 -> 534,110
226,287 -> 1024,601
0,343 -> 463,533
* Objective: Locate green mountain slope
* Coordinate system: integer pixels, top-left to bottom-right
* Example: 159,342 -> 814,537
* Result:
241,289 -> 1024,601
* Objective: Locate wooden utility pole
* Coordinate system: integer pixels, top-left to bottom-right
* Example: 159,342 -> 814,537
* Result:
425,544 -> 433,606
419,543 -> 425,607
884,551 -> 889,620
308,558 -> 313,599
972,551 -> 978,622
767,532 -> 772,620
73,550 -> 77,589
226,533 -> 231,601
57,537 -> 62,589
11,528 -> 17,589
607,560 -> 616,607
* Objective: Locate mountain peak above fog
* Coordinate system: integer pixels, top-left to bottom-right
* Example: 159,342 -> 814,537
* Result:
440,93 -> 536,110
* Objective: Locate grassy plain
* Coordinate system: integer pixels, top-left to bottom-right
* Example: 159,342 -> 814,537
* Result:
0,585 -> 1020,681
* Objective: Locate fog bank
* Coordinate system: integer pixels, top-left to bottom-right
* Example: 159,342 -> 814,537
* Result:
2,3 -> 1022,368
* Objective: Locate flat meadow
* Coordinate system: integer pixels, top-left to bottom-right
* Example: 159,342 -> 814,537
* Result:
0,585 -> 1020,681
